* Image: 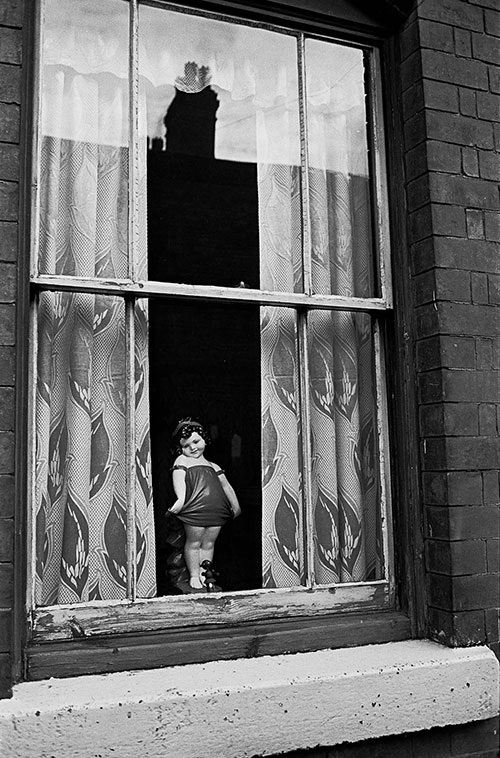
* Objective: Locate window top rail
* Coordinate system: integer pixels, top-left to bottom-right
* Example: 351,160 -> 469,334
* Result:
31,275 -> 391,312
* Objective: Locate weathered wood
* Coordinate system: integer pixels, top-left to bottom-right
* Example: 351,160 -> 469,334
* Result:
27,609 -> 412,680
31,581 -> 391,642
31,275 -> 391,311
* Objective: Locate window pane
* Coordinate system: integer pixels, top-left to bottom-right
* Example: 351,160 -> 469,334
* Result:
35,294 -> 157,606
309,310 -> 382,584
38,0 -> 129,278
305,40 -> 376,299
149,298 -> 263,593
140,6 -> 302,292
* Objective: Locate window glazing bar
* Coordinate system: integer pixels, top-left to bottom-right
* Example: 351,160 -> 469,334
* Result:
125,298 -> 137,600
31,276 -> 391,312
366,48 -> 393,307
298,311 -> 315,588
129,0 -> 140,281
297,34 -> 313,296
373,319 -> 394,591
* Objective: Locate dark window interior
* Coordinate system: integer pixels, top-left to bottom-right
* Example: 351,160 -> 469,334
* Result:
148,87 -> 262,594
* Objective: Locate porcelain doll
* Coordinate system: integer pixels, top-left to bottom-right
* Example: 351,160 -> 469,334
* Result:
168,419 -> 241,590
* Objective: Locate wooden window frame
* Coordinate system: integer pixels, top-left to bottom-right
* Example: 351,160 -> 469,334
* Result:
17,0 -> 421,682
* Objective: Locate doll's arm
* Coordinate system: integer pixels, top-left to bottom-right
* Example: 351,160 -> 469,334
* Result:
169,467 -> 187,514
219,474 -> 241,518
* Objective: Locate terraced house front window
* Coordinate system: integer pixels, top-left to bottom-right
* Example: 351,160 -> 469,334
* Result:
29,0 -> 395,656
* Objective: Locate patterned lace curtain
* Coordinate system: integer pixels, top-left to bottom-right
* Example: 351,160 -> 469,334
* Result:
260,42 -> 382,587
35,11 -> 156,604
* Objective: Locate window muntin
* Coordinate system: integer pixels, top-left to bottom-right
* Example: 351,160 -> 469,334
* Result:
30,0 -> 393,626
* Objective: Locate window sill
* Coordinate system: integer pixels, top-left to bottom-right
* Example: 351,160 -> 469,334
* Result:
1,640 -> 498,757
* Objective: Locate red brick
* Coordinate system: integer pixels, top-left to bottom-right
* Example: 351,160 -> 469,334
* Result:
431,204 -> 466,236
409,204 -> 434,243
418,0 -> 484,32
458,87 -> 476,117
486,540 -> 499,573
405,142 -> 428,181
420,19 -> 454,52
454,28 -> 472,58
400,50 -> 422,94
0,304 -> 15,344
479,151 -> 500,181
461,146 -> 479,175
428,607 -> 486,646
421,403 -> 480,437
430,572 -> 498,610
417,368 -> 442,403
0,431 -> 14,473
429,174 -> 499,209
421,49 -> 489,89
0,0 -> 23,27
0,475 -> 14,518
0,347 -> 14,385
407,174 -> 430,212
422,79 -> 459,112
0,222 -> 16,262
0,562 -> 12,606
427,140 -> 462,172
399,19 -> 419,61
427,110 -> 494,148
477,91 -> 500,121
416,268 -> 472,305
471,271 -> 489,303
0,517 -> 13,562
417,335 -> 476,371
427,505 -> 499,538
0,387 -> 14,430
0,102 -> 19,143
490,66 -> 500,94
475,337 -> 496,369
488,273 -> 500,304
466,208 -> 484,238
402,82 -> 424,123
483,470 -> 500,503
404,110 -> 427,150
484,210 -> 500,241
0,143 -> 18,182
438,303 -> 498,338
472,32 -> 500,64
0,609 -> 10,652
445,436 -> 500,470
0,180 -> 18,221
431,237 -> 498,274
0,27 -> 21,65
0,63 -> 21,104
479,404 -> 498,436
0,262 -> 15,302
426,538 -> 487,575
484,9 -> 500,37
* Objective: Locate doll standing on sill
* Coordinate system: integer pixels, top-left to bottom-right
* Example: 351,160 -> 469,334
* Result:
167,418 -> 241,590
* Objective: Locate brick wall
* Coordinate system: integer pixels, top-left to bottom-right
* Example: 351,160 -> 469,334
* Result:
0,0 -> 22,699
400,0 -> 499,660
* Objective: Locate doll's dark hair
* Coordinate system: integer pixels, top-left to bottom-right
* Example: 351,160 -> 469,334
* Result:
171,417 -> 211,455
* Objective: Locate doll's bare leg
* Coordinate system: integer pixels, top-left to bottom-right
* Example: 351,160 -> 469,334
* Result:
199,526 -> 222,566
183,525 -> 205,589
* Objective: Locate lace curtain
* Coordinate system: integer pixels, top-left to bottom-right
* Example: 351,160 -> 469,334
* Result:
35,83 -> 156,603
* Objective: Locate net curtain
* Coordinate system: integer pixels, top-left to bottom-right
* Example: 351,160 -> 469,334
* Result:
35,61 -> 156,604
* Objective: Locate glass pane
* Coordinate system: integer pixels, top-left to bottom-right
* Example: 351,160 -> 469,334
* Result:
140,6 -> 302,292
306,40 -> 376,298
38,0 -> 129,278
149,299 -> 263,593
308,310 -> 382,584
35,294 -> 156,605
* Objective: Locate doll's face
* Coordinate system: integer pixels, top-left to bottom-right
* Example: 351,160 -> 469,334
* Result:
179,432 -> 206,458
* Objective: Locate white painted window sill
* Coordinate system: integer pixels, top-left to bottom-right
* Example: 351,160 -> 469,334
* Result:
0,640 -> 498,757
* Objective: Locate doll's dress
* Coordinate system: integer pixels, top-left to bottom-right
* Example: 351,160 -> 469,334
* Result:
172,464 -> 233,526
